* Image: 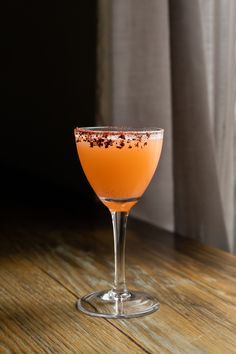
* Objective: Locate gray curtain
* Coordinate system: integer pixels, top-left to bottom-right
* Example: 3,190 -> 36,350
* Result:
97,0 -> 236,253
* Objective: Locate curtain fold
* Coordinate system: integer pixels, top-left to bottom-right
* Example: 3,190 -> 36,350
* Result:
200,0 -> 236,251
212,0 -> 236,252
98,0 -> 174,232
169,0 -> 228,250
97,0 -> 236,253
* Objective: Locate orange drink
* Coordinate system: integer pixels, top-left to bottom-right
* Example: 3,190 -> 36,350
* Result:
75,128 -> 163,211
74,126 -> 164,319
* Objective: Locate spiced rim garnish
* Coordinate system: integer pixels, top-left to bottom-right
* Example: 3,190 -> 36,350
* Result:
74,127 -> 163,148
74,127 -> 163,136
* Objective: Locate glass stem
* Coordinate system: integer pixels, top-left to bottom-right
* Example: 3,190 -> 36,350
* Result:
111,211 -> 129,295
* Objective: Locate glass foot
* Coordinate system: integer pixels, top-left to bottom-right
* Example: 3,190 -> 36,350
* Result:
76,289 -> 160,319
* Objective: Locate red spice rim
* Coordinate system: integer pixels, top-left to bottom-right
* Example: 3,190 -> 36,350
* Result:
74,126 -> 164,136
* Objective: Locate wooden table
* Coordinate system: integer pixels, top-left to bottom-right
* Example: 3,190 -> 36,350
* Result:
0,207 -> 236,353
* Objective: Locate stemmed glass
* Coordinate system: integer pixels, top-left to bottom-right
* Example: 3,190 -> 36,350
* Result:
74,127 -> 164,318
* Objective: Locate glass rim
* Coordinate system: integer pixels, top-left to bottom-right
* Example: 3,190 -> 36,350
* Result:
74,126 -> 164,135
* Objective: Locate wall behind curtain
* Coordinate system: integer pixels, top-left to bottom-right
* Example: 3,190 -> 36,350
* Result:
1,1 -> 97,207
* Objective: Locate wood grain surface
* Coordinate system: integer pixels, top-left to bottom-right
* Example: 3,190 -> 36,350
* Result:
0,207 -> 236,353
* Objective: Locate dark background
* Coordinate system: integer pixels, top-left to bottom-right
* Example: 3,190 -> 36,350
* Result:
1,1 -> 97,210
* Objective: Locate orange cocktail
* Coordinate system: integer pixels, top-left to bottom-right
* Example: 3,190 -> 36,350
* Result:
75,127 -> 163,212
74,127 -> 164,319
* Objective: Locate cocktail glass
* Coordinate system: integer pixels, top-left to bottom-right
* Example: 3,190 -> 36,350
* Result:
74,127 -> 164,318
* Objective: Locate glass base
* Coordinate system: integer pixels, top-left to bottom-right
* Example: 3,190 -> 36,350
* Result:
76,289 -> 160,319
